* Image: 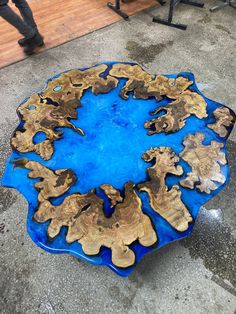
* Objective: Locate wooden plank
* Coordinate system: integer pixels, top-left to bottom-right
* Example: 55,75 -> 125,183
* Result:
0,0 -> 157,68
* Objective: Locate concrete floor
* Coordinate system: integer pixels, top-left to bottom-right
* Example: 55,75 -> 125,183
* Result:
0,1 -> 236,313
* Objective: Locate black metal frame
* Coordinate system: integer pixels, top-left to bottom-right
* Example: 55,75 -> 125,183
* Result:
107,0 -> 165,20
107,0 -> 129,20
153,0 -> 204,30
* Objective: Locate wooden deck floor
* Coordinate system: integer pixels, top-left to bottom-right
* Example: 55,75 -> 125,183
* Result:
0,0 -> 157,69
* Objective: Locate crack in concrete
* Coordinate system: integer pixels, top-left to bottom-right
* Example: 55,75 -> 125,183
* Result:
211,275 -> 236,297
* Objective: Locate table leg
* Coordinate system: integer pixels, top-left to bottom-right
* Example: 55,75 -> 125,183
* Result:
153,0 -> 203,30
107,0 -> 129,20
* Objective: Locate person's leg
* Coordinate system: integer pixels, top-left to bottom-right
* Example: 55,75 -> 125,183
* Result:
12,0 -> 44,50
0,2 -> 35,38
12,0 -> 37,30
0,0 -> 43,54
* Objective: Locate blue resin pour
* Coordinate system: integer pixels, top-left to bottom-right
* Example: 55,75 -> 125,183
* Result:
1,62 -> 234,276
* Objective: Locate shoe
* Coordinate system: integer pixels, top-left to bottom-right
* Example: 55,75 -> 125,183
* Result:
18,31 -> 43,47
18,37 -> 27,47
23,33 -> 44,55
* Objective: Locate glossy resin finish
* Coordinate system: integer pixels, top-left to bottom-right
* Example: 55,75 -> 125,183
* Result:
2,62 -> 235,276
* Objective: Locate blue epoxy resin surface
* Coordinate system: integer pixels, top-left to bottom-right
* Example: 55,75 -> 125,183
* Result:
1,62 -> 235,276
